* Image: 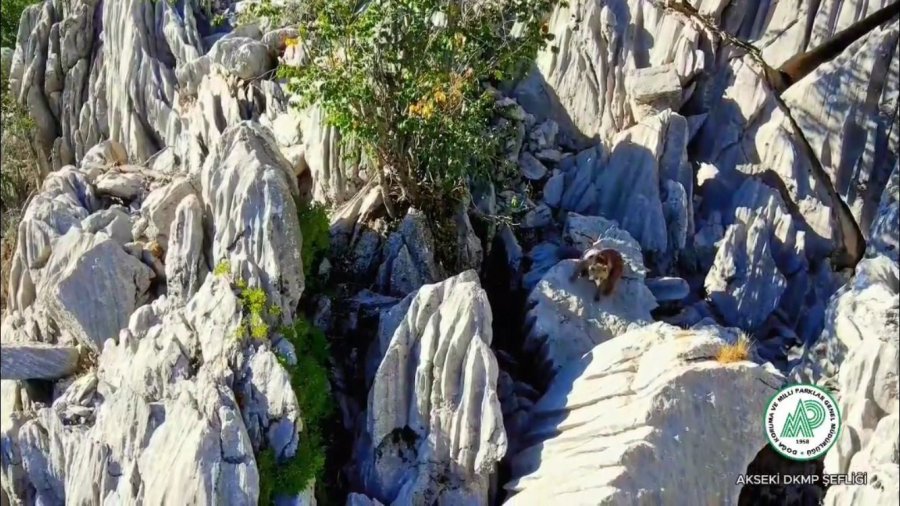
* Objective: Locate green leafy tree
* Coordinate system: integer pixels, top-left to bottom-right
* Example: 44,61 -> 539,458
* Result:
1,0 -> 36,47
279,0 -> 555,212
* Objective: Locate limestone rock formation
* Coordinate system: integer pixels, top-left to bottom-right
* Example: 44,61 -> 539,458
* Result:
375,208 -> 444,297
200,122 -> 304,318
505,323 -> 785,504
356,271 -> 506,505
2,0 -> 899,502
541,111 -> 692,260
791,255 -> 899,385
0,343 -> 80,380
524,219 -> 657,378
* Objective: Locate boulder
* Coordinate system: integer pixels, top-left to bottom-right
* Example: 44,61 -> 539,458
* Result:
524,259 -> 657,379
94,172 -> 145,200
359,271 -> 506,505
38,230 -> 153,353
0,344 -> 80,380
208,36 -> 275,81
133,177 -> 196,249
519,152 -> 548,180
626,64 -> 682,121
81,207 -> 134,245
504,323 -> 785,504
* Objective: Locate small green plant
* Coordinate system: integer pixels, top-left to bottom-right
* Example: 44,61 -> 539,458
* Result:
233,286 -> 272,341
211,13 -> 227,28
213,260 -> 231,277
237,0 -> 300,27
258,318 -> 333,504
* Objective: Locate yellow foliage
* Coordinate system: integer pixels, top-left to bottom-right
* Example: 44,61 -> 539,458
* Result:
715,333 -> 754,364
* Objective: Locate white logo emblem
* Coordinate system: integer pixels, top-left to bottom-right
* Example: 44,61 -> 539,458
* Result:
764,384 -> 841,461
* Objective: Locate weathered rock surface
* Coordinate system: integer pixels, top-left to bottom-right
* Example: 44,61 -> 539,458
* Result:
200,122 -> 304,318
375,208 -> 444,297
165,194 -> 208,304
524,259 -> 657,380
542,111 -> 692,260
869,164 -> 899,262
38,230 -> 153,353
357,271 -> 506,505
0,343 -> 80,380
791,255 -> 899,386
523,219 -> 656,378
505,323 -> 785,504
784,254 -> 900,505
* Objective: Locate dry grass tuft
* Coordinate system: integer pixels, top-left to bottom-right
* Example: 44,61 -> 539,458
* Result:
715,332 -> 754,364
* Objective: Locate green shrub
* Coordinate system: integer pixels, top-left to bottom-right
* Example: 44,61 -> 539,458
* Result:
279,0 -> 556,211
213,260 -> 231,277
258,318 -> 333,505
0,0 -> 37,48
233,286 -> 275,341
237,0 -> 302,28
297,201 -> 330,281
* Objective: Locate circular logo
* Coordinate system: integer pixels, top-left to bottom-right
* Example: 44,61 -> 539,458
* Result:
764,384 -> 841,461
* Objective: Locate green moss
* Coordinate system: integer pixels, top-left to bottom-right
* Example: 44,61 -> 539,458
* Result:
257,318 -> 333,505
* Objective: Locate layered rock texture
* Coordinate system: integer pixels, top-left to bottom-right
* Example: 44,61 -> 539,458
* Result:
2,0 -> 899,504
355,271 -> 506,505
505,323 -> 784,504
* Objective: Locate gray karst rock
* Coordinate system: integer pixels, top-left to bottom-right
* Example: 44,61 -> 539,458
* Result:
94,171 -> 146,201
299,105 -> 366,206
696,26 -> 898,263
81,207 -> 134,245
504,323 -> 785,504
165,194 -> 208,303
542,111 -> 691,260
524,259 -> 657,379
782,255 -> 900,505
626,64 -> 683,122
207,36 -> 275,81
703,178 -> 818,331
869,163 -> 899,262
522,217 -> 657,377
519,152 -> 548,180
200,122 -> 304,318
0,343 -> 80,381
790,255 -> 899,385
38,230 -> 154,353
132,176 -> 196,249
375,208 -> 444,297
3,0 -> 900,502
358,271 -> 506,505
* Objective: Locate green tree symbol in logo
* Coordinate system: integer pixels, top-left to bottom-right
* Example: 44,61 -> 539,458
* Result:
781,399 -> 827,438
